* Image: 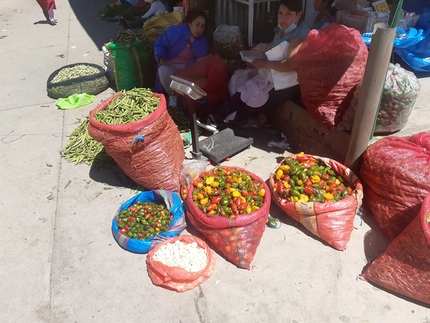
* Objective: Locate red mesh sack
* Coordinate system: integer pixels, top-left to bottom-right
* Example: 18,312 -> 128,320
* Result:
185,167 -> 271,269
360,132 -> 430,240
146,235 -> 216,292
361,192 -> 430,305
269,154 -> 363,251
88,93 -> 184,193
291,23 -> 368,129
174,54 -> 230,109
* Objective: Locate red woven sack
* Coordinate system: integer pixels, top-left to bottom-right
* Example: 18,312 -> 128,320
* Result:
269,154 -> 363,251
147,235 -> 216,292
361,192 -> 430,305
88,93 -> 184,193
185,167 -> 271,269
174,54 -> 230,109
360,132 -> 430,240
291,23 -> 368,129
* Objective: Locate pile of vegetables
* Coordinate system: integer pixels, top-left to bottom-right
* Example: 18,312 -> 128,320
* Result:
51,65 -> 101,83
94,88 -> 160,124
116,201 -> 173,240
152,240 -> 208,272
61,116 -> 115,168
191,167 -> 266,217
272,153 -> 353,203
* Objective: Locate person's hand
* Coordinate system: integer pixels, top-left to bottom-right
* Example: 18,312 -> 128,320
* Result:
159,58 -> 168,66
249,59 -> 267,70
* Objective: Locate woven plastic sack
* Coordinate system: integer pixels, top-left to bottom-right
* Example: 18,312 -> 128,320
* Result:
185,167 -> 271,269
360,132 -> 430,240
143,11 -> 183,44
361,192 -> 430,305
291,23 -> 368,129
269,154 -> 363,251
88,92 -> 185,193
112,190 -> 186,253
147,235 -> 216,292
106,41 -> 155,91
213,25 -> 245,60
46,63 -> 109,99
338,63 -> 421,133
174,54 -> 230,110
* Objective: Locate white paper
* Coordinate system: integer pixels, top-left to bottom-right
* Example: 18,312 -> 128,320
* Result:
265,41 -> 298,91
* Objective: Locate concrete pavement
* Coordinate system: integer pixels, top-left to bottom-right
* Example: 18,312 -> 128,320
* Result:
1,0 -> 429,322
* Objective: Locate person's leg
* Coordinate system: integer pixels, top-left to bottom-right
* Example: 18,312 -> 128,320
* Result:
210,92 -> 243,124
158,65 -> 177,97
264,85 -> 301,109
126,17 -> 147,29
42,10 -> 50,21
47,9 -> 56,25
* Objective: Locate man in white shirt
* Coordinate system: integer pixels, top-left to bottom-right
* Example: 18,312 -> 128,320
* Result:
121,0 -> 167,29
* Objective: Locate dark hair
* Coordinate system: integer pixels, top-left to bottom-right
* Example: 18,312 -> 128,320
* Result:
185,8 -> 208,25
278,0 -> 303,14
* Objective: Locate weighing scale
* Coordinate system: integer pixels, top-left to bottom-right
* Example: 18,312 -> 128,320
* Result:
169,76 -> 253,163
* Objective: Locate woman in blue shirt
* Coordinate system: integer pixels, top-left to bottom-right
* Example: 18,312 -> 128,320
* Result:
153,8 -> 208,107
209,0 -> 310,126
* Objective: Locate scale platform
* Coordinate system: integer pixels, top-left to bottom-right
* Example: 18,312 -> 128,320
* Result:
169,76 -> 253,163
199,128 -> 253,164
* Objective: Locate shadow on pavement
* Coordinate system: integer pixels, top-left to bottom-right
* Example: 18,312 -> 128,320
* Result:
68,0 -> 124,49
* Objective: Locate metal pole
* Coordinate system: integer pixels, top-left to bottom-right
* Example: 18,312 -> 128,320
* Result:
344,0 -> 403,173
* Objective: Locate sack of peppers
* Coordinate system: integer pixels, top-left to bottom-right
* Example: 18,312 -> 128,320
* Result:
112,190 -> 186,253
185,166 -> 271,269
338,63 -> 420,133
269,152 -> 363,251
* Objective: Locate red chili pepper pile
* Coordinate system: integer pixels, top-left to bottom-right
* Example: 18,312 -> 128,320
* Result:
273,153 -> 353,203
117,201 -> 173,239
191,167 -> 266,217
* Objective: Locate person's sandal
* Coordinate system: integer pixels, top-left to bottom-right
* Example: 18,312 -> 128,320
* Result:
48,18 -> 57,26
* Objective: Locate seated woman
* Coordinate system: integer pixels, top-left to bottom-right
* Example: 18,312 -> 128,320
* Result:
311,0 -> 337,30
209,0 -> 310,127
121,0 -> 166,29
153,8 -> 208,107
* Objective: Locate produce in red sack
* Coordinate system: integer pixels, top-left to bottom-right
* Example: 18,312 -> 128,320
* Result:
338,63 -> 421,134
360,132 -> 430,240
361,192 -> 430,305
147,235 -> 216,292
112,190 -> 186,253
270,153 -> 363,251
88,88 -> 184,193
291,23 -> 368,129
185,166 -> 271,269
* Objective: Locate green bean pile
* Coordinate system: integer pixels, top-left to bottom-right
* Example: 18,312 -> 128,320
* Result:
61,116 -> 115,168
51,65 -> 101,83
94,88 -> 160,124
111,30 -> 149,45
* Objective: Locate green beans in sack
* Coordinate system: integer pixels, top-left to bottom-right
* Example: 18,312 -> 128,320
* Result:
88,89 -> 184,193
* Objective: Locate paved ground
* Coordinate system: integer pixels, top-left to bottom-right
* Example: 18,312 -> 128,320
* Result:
1,0 -> 429,322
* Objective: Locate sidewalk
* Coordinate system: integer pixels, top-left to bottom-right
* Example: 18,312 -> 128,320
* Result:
0,0 -> 429,322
